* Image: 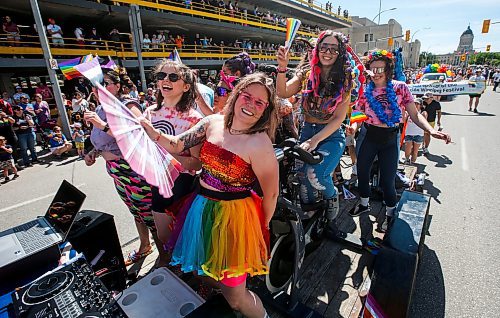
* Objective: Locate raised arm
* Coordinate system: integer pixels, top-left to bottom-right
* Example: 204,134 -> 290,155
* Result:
276,46 -> 302,98
140,115 -> 211,154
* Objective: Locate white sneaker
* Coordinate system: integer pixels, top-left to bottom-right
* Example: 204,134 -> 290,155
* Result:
422,148 -> 429,155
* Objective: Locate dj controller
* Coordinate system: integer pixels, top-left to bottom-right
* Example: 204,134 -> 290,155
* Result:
10,258 -> 127,318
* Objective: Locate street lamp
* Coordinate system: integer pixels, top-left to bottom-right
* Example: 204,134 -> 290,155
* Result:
410,27 -> 431,43
367,7 -> 397,51
373,7 -> 397,25
409,27 -> 430,67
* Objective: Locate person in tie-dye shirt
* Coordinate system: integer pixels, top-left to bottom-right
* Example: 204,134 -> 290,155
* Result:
347,49 -> 451,231
144,60 -> 202,267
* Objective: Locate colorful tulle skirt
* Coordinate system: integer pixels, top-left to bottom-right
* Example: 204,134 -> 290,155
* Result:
168,187 -> 270,283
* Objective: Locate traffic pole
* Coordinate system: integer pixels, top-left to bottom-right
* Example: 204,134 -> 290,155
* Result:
29,0 -> 71,138
128,4 -> 147,93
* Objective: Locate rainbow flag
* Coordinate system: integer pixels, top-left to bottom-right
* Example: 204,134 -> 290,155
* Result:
168,48 -> 182,63
58,57 -> 83,80
285,18 -> 301,49
350,110 -> 368,125
58,54 -> 94,80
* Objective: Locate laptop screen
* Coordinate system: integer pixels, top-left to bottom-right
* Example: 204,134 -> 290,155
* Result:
45,180 -> 86,239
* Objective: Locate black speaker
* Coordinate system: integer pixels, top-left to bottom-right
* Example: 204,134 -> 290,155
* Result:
67,210 -> 127,291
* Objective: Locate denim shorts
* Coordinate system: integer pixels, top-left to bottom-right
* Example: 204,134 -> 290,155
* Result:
404,134 -> 424,143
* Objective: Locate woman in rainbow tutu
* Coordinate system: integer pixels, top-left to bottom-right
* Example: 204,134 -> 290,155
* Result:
141,72 -> 279,318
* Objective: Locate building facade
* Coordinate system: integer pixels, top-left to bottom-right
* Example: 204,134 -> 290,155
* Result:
337,16 -> 421,68
435,25 -> 474,66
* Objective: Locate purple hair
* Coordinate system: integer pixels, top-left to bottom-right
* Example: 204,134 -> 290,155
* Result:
224,52 -> 256,77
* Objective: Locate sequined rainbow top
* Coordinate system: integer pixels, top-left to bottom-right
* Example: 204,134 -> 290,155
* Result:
199,141 -> 256,192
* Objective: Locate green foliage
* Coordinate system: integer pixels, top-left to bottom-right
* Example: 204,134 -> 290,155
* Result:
418,51 -> 438,67
469,52 -> 500,66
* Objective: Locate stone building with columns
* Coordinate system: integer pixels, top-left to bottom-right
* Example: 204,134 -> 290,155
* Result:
337,16 -> 421,68
435,26 -> 474,66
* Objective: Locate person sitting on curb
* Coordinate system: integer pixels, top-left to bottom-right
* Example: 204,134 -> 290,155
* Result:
48,126 -> 72,157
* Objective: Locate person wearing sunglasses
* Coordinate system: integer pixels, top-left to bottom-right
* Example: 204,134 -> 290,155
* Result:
140,73 -> 279,318
346,49 -> 451,231
48,125 -> 72,157
276,30 -> 354,231
213,52 -> 255,113
83,67 -> 158,267
144,59 -> 203,267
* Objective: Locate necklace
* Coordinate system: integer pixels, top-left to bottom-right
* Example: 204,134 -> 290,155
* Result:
364,80 -> 401,127
229,127 -> 248,135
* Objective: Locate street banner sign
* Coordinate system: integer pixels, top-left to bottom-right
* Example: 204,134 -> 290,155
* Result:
408,80 -> 486,96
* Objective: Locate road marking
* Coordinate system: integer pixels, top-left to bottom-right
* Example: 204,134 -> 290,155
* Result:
0,183 -> 86,213
461,137 -> 469,171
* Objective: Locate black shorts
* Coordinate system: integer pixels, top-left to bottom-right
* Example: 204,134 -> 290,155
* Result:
469,94 -> 482,98
151,173 -> 197,213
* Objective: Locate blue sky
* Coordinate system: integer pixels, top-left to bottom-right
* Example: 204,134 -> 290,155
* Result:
323,0 -> 499,54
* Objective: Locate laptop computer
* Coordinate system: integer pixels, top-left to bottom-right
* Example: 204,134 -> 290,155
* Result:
0,180 -> 86,268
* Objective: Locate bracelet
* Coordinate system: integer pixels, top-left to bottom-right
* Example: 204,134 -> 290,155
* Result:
153,131 -> 162,142
102,123 -> 110,132
277,66 -> 288,73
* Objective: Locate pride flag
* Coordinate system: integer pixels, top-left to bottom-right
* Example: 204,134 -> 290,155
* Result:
58,57 -> 83,80
101,56 -> 118,70
58,55 -> 94,80
285,18 -> 301,49
350,110 -> 368,125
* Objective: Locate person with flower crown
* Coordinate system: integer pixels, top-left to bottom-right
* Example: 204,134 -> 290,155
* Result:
347,49 -> 451,230
276,30 -> 354,230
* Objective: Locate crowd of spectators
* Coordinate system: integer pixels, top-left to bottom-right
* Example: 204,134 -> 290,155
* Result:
141,31 -> 309,57
403,65 -> 498,84
1,0 -> 352,50
0,77 -> 103,183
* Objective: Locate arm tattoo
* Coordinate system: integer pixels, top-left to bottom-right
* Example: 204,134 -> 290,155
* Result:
177,116 -> 210,151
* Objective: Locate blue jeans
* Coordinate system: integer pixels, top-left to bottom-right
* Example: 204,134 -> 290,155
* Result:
356,124 -> 400,207
17,132 -> 37,165
298,122 -> 345,204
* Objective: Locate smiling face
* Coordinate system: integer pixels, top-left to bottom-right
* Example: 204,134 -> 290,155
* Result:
369,60 -> 388,87
317,35 -> 340,67
232,83 -> 269,128
157,65 -> 189,104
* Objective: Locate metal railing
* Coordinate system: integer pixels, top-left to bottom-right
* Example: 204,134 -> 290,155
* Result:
109,0 -> 320,37
288,0 -> 351,22
0,35 -> 303,61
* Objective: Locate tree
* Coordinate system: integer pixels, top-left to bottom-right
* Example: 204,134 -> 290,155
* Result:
419,51 -> 438,67
469,52 -> 500,66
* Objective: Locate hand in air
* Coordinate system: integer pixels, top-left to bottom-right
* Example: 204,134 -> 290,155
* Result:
276,46 -> 290,69
345,125 -> 356,136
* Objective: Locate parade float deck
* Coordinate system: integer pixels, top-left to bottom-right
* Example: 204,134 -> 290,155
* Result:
126,163 -> 418,318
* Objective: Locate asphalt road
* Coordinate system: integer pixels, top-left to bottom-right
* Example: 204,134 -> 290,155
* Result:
0,155 -> 140,248
1,89 -> 499,317
409,89 -> 500,318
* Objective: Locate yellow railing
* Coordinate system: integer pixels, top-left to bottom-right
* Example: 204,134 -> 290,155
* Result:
0,36 -> 303,61
111,0 -> 319,37
0,34 -> 133,57
290,0 -> 351,22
